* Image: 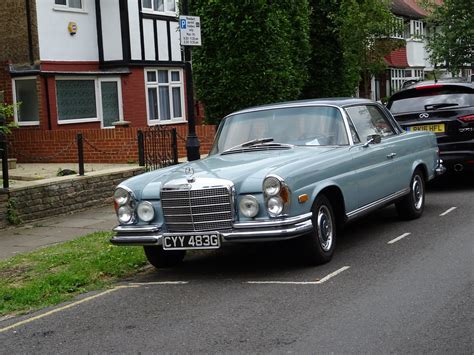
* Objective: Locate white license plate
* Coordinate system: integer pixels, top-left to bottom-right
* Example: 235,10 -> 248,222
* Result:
162,233 -> 220,250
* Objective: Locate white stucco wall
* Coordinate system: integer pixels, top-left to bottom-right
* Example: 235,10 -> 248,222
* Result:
36,0 -> 98,61
170,21 -> 181,62
143,19 -> 156,60
406,40 -> 427,68
128,0 -> 142,60
157,20 -> 169,61
100,0 -> 123,61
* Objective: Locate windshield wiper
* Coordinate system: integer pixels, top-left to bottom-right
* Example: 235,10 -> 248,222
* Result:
424,103 -> 459,110
223,137 -> 274,153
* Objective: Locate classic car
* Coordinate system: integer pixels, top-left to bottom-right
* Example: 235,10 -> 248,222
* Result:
111,98 -> 445,268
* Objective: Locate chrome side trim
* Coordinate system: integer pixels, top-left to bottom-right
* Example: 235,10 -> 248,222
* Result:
234,212 -> 312,229
346,188 -> 410,221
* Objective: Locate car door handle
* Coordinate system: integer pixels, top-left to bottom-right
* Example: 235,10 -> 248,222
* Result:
386,152 -> 397,159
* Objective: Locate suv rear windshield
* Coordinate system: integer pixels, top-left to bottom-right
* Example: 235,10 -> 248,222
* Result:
387,85 -> 474,114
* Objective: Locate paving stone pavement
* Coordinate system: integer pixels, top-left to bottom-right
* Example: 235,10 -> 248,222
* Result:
0,205 -> 117,260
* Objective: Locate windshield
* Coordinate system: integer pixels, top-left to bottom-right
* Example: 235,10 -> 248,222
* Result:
388,86 -> 474,114
210,106 -> 349,155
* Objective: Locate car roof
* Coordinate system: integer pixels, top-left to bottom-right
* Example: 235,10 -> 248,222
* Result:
228,98 -> 375,117
401,79 -> 474,90
389,80 -> 474,101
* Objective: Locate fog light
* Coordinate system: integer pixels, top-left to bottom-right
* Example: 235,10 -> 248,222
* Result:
137,201 -> 155,222
239,195 -> 259,218
267,196 -> 283,217
118,205 -> 133,224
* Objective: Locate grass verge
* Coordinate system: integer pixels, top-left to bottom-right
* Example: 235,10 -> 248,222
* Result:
0,231 -> 147,317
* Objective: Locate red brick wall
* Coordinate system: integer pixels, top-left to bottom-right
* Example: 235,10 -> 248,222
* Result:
9,124 -> 216,163
0,62 -> 13,108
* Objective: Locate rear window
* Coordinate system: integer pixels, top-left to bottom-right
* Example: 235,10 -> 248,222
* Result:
387,85 -> 474,114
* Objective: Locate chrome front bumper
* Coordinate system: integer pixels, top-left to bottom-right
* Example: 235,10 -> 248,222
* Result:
110,213 -> 313,246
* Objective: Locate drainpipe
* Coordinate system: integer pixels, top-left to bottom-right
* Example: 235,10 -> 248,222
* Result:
25,0 -> 35,65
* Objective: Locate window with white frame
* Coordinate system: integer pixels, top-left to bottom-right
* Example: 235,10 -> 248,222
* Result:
54,0 -> 83,9
145,69 -> 185,124
55,77 -> 123,127
410,20 -> 424,39
142,0 -> 176,14
12,77 -> 40,126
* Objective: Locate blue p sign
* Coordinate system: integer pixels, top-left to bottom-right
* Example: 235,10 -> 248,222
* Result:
180,19 -> 187,29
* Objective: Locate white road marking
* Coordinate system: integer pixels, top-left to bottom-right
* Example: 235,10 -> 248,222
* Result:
387,232 -> 411,245
246,266 -> 350,285
128,281 -> 189,286
440,207 -> 457,216
0,282 -> 188,333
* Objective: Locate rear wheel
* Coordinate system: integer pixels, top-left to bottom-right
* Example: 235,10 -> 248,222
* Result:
396,168 -> 425,220
143,246 -> 186,269
300,194 -> 337,265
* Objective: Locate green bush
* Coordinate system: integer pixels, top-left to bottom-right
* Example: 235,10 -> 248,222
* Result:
191,0 -> 311,124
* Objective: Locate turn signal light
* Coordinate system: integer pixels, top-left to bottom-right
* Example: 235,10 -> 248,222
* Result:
459,114 -> 474,123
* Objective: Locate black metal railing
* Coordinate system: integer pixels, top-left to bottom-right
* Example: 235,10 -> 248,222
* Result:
138,126 -> 178,171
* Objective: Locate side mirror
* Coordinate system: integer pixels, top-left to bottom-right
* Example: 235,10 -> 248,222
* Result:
363,134 -> 382,148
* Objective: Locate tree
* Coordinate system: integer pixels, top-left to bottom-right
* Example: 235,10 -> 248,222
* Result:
0,91 -> 18,135
303,0 -> 403,99
337,0 -> 404,97
424,0 -> 473,75
190,0 -> 311,124
302,0 -> 350,99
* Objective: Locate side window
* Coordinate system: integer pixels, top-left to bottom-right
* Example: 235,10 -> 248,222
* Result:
366,106 -> 396,137
345,105 -> 395,142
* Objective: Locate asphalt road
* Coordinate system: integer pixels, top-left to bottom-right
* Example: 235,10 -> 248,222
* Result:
1,174 -> 472,354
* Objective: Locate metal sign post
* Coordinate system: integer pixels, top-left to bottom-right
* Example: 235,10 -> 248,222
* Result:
180,0 -> 201,162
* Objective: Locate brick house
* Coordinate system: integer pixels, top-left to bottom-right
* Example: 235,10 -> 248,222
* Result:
0,0 -> 214,163
368,0 -> 468,101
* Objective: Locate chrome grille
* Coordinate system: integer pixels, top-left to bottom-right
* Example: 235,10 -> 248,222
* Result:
161,187 -> 233,232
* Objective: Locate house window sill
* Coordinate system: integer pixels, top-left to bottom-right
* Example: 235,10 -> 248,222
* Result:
149,119 -> 187,126
53,7 -> 88,14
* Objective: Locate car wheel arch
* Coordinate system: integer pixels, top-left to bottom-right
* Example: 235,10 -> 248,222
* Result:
312,186 -> 347,231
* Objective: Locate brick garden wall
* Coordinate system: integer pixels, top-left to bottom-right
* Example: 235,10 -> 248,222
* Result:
8,124 -> 217,163
0,167 -> 145,228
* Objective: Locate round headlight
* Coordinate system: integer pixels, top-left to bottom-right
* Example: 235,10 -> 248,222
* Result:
263,176 -> 281,196
267,196 -> 283,217
239,195 -> 259,218
114,188 -> 130,206
117,205 -> 133,224
137,201 -> 155,222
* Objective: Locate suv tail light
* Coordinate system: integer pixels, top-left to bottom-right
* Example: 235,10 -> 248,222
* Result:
415,84 -> 444,90
459,114 -> 474,123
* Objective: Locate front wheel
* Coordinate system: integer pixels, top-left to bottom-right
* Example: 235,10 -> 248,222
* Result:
143,246 -> 186,269
396,169 -> 425,220
300,194 -> 337,265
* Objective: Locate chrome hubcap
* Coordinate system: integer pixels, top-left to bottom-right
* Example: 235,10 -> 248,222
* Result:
317,205 -> 333,252
412,175 -> 424,210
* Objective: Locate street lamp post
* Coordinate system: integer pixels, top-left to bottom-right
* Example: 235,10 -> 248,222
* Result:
181,0 -> 200,161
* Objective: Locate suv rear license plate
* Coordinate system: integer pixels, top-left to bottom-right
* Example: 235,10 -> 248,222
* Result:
407,123 -> 445,133
162,233 -> 220,250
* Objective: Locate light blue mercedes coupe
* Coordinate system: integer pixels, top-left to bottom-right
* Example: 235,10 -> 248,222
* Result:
111,98 -> 445,268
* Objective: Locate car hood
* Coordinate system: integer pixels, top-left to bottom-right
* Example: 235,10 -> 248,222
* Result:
139,146 -> 340,199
